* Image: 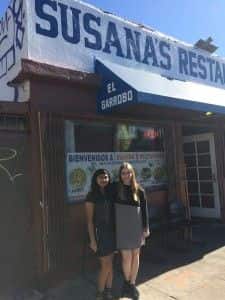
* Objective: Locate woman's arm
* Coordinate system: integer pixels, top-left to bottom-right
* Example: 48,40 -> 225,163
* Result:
85,202 -> 97,252
140,190 -> 150,237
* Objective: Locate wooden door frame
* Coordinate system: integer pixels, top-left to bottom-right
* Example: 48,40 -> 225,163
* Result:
183,133 -> 221,218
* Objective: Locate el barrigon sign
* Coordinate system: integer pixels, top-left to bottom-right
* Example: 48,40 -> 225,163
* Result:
1,0 -> 225,101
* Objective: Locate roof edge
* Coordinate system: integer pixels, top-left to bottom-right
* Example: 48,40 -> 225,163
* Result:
10,59 -> 101,88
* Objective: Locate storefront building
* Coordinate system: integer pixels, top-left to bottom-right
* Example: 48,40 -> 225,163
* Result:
1,0 -> 225,290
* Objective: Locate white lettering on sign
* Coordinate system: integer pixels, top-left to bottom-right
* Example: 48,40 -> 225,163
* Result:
107,82 -> 116,94
101,90 -> 133,110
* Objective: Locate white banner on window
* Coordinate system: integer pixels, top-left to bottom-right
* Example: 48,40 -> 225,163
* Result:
66,152 -> 167,202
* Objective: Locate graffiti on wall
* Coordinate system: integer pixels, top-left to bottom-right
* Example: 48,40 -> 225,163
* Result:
0,147 -> 23,183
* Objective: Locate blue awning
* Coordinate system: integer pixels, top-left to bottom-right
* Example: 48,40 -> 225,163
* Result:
95,59 -> 225,114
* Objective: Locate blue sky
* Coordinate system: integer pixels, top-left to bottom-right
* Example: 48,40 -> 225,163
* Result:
1,0 -> 225,57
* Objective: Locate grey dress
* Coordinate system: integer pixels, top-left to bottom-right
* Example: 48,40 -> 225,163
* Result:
114,184 -> 149,250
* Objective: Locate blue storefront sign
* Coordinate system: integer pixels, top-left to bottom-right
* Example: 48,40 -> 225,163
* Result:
95,60 -> 137,112
96,59 -> 225,114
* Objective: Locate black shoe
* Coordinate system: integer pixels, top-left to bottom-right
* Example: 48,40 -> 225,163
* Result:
96,291 -> 104,300
129,284 -> 140,300
121,280 -> 131,298
104,287 -> 114,300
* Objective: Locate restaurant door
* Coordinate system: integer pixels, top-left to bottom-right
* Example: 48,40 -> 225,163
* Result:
0,132 -> 34,290
183,133 -> 221,219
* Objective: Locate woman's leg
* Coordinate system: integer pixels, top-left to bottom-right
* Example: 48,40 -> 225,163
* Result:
121,250 -> 132,281
126,248 -> 141,299
130,248 -> 140,284
105,253 -> 114,288
98,255 -> 113,292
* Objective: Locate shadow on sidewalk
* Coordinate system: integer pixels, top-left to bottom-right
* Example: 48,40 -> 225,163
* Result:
137,223 -> 225,285
77,222 -> 225,299
6,223 -> 225,300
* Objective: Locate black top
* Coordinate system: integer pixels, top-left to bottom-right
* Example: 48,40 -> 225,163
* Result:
113,183 -> 149,230
86,186 -> 115,230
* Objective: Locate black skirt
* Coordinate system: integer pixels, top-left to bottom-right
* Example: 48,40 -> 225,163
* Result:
95,224 -> 116,257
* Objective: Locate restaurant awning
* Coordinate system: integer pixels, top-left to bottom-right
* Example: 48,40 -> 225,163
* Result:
95,59 -> 225,114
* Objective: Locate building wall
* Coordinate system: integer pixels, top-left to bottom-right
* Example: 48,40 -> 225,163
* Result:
27,78 -> 178,280
19,75 -> 225,285
0,114 -> 36,291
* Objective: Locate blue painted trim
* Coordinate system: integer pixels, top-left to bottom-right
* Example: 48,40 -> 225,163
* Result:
14,86 -> 19,102
0,35 -> 7,46
138,92 -> 225,114
0,45 -> 16,80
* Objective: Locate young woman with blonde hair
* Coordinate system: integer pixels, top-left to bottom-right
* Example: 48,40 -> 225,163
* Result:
115,162 -> 149,300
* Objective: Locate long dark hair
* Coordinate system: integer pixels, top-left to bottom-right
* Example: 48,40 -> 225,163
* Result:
90,169 -> 111,197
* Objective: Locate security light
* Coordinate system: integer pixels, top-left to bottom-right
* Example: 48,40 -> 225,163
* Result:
205,112 -> 213,116
194,37 -> 218,53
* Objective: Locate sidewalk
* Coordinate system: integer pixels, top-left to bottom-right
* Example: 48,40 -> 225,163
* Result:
137,224 -> 225,300
4,223 -> 225,300
43,223 -> 225,300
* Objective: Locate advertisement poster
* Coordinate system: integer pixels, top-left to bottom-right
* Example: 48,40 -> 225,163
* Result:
66,152 -> 167,203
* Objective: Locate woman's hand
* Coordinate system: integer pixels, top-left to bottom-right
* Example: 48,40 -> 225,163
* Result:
143,228 -> 150,238
89,240 -> 97,253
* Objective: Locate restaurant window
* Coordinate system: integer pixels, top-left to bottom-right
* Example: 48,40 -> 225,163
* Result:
115,124 -> 164,152
65,121 -> 114,203
115,124 -> 167,192
65,121 -> 167,203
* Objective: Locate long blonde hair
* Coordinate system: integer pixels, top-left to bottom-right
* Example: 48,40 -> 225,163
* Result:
118,162 -> 139,202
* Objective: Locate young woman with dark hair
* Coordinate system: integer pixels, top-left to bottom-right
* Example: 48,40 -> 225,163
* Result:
115,162 -> 149,300
85,169 -> 116,300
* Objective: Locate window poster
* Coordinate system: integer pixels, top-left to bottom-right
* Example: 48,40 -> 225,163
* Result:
66,152 -> 167,203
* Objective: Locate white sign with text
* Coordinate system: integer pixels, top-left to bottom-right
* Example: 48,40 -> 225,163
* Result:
66,152 -> 167,202
1,0 -> 225,102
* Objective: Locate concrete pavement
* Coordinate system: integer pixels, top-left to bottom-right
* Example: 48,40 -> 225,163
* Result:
3,223 -> 225,300
44,223 -> 225,300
